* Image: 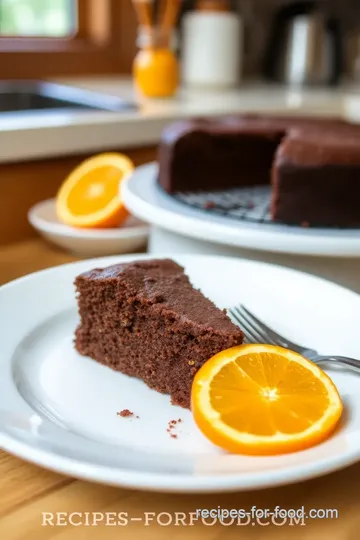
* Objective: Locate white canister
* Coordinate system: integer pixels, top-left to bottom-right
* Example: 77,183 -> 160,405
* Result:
181,3 -> 242,89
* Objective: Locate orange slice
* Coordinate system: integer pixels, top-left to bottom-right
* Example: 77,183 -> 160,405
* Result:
56,153 -> 134,228
191,344 -> 343,455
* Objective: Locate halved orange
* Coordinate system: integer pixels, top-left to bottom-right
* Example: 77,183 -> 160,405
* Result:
56,153 -> 134,228
191,344 -> 343,455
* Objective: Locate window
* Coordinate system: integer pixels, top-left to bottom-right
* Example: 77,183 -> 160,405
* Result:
0,0 -> 137,77
0,0 -> 76,37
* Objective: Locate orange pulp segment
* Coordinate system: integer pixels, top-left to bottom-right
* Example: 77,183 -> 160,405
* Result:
56,153 -> 134,228
191,344 -> 343,455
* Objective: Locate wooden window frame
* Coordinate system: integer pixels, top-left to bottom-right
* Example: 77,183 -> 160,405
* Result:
0,0 -> 137,78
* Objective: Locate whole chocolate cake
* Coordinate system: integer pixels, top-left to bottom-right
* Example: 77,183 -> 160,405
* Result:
75,259 -> 243,408
158,114 -> 360,227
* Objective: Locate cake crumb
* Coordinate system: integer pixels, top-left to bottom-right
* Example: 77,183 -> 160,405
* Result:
178,418 -> 182,423
117,409 -> 134,418
167,419 -> 181,439
188,360 -> 195,366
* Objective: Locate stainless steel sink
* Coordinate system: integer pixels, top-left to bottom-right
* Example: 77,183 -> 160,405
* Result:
0,81 -> 137,115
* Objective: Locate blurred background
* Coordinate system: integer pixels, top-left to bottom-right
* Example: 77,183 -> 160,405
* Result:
2,0 -> 360,281
0,0 -> 360,79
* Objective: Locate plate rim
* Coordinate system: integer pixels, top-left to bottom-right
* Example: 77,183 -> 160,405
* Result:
3,251 -> 360,299
1,252 -> 360,493
2,430 -> 360,493
28,198 -> 150,240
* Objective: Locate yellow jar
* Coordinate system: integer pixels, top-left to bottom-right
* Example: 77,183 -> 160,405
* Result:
133,30 -> 179,98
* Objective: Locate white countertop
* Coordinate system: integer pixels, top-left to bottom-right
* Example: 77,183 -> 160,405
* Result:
2,76 -> 360,164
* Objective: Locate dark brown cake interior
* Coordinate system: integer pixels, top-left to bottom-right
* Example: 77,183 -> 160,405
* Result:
75,259 -> 243,408
158,114 -> 352,194
160,127 -> 285,192
158,114 -> 360,227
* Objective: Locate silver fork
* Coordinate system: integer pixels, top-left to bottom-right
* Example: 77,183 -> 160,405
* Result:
229,304 -> 360,374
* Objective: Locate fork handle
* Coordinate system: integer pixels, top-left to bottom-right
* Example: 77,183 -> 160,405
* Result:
312,355 -> 360,373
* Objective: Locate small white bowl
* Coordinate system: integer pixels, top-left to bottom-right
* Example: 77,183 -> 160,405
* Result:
28,199 -> 149,257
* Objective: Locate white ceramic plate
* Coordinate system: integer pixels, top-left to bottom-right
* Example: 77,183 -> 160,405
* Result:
1,254 -> 360,493
122,163 -> 360,258
28,199 -> 149,256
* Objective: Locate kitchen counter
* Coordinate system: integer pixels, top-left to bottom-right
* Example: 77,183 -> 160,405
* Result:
2,76 -> 360,164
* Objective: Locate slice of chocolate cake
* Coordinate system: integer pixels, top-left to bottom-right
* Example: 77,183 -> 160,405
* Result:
75,259 -> 243,408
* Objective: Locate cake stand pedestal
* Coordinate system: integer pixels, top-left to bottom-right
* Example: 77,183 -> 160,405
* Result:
149,227 -> 360,294
122,163 -> 360,295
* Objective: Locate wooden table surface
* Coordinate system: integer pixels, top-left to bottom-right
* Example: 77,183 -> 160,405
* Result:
1,239 -> 360,540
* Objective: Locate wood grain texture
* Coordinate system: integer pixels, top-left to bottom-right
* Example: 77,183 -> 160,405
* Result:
0,239 -> 78,284
1,239 -> 360,539
0,146 -> 156,246
0,452 -> 73,518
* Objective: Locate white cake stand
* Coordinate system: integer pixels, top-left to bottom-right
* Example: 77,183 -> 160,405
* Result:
122,163 -> 360,293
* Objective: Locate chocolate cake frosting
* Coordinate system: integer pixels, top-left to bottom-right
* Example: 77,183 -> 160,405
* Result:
75,259 -> 243,408
158,114 -> 360,227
